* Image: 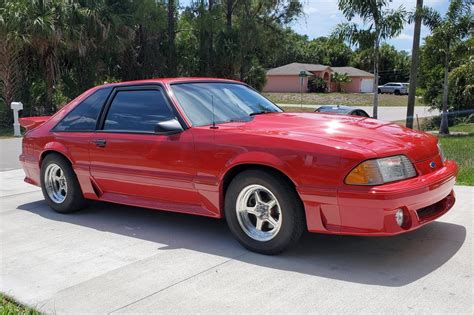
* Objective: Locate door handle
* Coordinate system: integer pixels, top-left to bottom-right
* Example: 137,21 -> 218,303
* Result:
93,139 -> 107,147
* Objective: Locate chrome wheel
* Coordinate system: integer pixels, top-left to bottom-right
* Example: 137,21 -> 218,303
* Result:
44,163 -> 68,204
236,184 -> 282,242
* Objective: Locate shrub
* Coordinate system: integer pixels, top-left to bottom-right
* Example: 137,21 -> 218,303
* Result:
307,76 -> 327,93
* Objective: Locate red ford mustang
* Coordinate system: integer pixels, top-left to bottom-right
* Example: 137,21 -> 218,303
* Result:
19,78 -> 458,254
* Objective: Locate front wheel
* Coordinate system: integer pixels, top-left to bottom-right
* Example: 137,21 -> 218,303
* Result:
225,170 -> 305,255
40,153 -> 87,213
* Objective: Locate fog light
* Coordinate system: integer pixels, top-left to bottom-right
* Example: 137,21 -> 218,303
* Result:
395,209 -> 404,226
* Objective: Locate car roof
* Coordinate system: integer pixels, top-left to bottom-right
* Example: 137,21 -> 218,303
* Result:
98,77 -> 242,89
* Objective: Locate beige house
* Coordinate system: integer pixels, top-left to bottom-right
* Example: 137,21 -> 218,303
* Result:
263,62 -> 374,93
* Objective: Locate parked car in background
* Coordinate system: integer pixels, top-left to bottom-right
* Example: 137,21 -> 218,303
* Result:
19,78 -> 457,255
378,83 -> 409,95
315,105 -> 370,117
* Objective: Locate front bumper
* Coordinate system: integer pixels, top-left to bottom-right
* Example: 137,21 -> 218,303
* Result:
303,160 -> 458,236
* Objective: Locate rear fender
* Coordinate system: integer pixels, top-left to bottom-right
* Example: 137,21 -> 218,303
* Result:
40,142 -> 74,167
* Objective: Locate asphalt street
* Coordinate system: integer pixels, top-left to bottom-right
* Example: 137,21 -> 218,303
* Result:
0,138 -> 22,171
279,104 -> 439,122
0,133 -> 472,314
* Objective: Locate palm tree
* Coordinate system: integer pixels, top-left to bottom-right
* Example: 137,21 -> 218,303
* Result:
0,0 -> 29,118
331,72 -> 351,92
428,0 -> 471,134
405,0 -> 423,129
333,0 -> 406,118
23,0 -> 110,114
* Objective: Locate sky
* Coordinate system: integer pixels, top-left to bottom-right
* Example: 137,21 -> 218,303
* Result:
179,0 -> 451,52
292,0 -> 450,52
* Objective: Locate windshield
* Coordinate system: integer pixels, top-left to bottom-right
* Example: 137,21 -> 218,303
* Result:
170,82 -> 282,126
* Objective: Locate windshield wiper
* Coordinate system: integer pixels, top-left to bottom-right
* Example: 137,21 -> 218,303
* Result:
249,110 -> 273,116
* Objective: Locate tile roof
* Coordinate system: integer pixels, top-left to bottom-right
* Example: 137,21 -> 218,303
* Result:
331,66 -> 374,77
266,63 -> 330,75
267,63 -> 373,77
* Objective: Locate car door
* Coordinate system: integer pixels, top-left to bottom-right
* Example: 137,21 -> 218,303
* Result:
381,84 -> 390,93
89,85 -> 204,213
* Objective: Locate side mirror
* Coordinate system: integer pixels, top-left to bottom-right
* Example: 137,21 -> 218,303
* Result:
154,119 -> 184,135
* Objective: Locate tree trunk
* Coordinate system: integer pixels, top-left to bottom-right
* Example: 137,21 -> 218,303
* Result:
0,40 -> 18,124
372,38 -> 380,118
225,0 -> 234,78
44,48 -> 58,115
226,0 -> 233,32
406,0 -> 423,129
208,0 -> 214,76
167,0 -> 176,76
439,46 -> 450,135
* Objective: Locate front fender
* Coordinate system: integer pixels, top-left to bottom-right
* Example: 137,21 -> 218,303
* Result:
221,151 -> 295,184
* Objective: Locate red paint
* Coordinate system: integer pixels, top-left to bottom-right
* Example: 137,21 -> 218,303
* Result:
19,116 -> 51,131
19,78 -> 458,236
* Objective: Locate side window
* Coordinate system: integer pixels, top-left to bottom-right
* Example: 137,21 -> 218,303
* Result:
54,88 -> 111,131
103,89 -> 174,133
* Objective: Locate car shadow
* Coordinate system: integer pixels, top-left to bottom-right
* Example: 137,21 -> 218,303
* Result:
17,199 -> 466,287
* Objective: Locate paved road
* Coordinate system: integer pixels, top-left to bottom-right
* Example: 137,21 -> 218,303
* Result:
279,104 -> 439,122
1,169 -> 472,312
0,137 -> 22,171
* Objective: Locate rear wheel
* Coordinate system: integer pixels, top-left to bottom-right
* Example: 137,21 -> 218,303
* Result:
394,89 -> 400,95
40,153 -> 87,213
225,170 -> 305,255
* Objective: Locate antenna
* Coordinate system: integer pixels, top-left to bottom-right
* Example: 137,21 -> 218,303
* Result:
210,94 -> 218,129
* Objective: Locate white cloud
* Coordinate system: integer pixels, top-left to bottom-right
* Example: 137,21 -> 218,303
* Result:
396,33 -> 414,41
293,0 -> 450,51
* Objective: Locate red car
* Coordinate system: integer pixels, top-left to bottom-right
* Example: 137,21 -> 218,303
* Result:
19,78 -> 458,254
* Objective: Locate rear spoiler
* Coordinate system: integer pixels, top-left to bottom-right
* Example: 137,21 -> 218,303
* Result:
19,116 -> 52,132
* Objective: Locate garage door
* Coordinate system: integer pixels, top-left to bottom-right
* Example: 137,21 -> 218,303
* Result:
360,79 -> 374,93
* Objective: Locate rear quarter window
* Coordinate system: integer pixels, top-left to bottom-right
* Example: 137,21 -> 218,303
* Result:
54,87 -> 111,131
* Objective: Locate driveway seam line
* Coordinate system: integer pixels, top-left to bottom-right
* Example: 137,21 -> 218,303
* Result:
107,252 -> 247,314
0,190 -> 41,199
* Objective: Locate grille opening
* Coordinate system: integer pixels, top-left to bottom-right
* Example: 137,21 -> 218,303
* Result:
416,192 -> 454,221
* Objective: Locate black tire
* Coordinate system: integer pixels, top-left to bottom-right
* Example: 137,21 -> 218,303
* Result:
40,153 -> 87,213
394,89 -> 400,95
377,88 -> 382,94
225,169 -> 305,255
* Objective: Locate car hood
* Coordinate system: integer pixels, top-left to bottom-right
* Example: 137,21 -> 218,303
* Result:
237,112 -> 439,162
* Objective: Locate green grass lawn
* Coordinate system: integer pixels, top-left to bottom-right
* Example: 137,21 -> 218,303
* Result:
0,127 -> 14,139
264,92 -> 423,107
438,123 -> 474,186
0,294 -> 39,315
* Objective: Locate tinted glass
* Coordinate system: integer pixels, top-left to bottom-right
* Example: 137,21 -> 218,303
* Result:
54,88 -> 111,131
103,89 -> 174,132
171,83 -> 281,126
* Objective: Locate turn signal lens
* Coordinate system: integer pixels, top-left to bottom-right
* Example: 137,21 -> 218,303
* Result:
345,155 -> 417,185
345,160 -> 384,185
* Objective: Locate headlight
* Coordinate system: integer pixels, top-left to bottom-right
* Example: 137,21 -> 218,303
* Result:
437,142 -> 446,162
345,155 -> 417,185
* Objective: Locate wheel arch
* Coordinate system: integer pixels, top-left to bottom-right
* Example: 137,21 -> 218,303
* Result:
39,142 -> 74,167
219,163 -> 301,218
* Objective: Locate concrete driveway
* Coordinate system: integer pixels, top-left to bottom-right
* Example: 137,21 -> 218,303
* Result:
0,139 -> 473,314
